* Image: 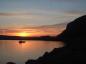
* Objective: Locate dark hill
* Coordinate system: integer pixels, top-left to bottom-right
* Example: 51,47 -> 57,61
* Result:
25,15 -> 86,64
57,15 -> 86,41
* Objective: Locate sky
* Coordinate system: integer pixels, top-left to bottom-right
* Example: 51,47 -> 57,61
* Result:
0,0 -> 86,29
0,0 -> 86,36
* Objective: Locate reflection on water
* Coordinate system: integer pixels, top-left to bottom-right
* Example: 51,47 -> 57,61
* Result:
0,40 -> 64,64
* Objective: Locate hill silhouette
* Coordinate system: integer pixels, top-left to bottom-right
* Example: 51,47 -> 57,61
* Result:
25,15 -> 86,64
57,15 -> 86,41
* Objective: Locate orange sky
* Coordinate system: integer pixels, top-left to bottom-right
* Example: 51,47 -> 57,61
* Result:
0,27 -> 65,37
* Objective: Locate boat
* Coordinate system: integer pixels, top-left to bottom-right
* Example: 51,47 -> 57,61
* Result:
19,40 -> 25,43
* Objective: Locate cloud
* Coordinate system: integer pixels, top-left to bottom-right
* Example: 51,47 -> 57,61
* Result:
63,10 -> 86,17
0,9 -> 85,29
67,11 -> 86,14
0,8 -> 85,17
0,13 -> 31,16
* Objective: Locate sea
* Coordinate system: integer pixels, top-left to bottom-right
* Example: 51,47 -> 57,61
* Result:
0,40 -> 64,64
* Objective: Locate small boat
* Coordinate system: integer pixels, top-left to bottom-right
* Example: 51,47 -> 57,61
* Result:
19,40 -> 25,43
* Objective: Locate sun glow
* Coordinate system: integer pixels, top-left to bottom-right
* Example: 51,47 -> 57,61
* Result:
17,32 -> 30,37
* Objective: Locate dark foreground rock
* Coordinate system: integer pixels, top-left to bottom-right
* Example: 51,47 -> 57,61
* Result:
25,15 -> 86,64
6,62 -> 16,64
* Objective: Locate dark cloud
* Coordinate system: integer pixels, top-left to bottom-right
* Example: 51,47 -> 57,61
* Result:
65,10 -> 86,15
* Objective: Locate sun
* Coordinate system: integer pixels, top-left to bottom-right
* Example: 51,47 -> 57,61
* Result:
17,32 -> 30,37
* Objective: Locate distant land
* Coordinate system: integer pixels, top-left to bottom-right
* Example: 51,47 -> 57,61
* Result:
0,35 -> 58,41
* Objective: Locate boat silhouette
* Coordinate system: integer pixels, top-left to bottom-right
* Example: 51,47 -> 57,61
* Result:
19,40 -> 26,43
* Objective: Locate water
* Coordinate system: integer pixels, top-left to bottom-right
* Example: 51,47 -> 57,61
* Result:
0,40 -> 64,64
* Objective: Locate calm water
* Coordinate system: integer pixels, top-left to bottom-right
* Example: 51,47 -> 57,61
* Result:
0,40 -> 64,64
